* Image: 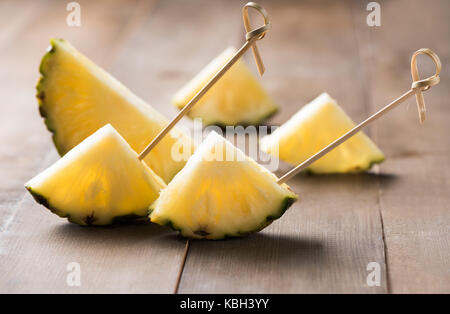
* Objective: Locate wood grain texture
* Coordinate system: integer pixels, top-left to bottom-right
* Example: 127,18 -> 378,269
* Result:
110,0 -> 243,129
178,0 -> 388,293
0,0 -> 448,294
351,0 -> 450,293
0,0 -> 188,294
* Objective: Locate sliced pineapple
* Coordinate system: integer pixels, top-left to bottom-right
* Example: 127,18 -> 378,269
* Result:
172,47 -> 278,126
260,93 -> 385,173
37,38 -> 194,183
25,124 -> 166,226
150,131 -> 298,239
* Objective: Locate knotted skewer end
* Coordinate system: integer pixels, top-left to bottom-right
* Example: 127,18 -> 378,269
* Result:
242,2 -> 272,76
410,48 -> 441,123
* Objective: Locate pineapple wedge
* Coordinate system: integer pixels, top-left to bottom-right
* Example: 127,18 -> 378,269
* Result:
37,38 -> 194,183
172,47 -> 278,126
260,93 -> 385,174
25,125 -> 166,225
150,131 -> 298,239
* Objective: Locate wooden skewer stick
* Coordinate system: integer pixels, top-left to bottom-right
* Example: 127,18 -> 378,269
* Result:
277,48 -> 441,184
138,2 -> 271,161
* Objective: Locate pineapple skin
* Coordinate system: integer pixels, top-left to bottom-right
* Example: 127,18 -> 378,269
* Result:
26,186 -> 146,226
36,42 -> 60,153
149,195 -> 297,240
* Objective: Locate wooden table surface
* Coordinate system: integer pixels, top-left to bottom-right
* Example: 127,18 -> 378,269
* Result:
0,0 -> 448,294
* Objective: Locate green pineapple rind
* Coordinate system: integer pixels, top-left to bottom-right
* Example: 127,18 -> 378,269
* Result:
185,106 -> 279,128
303,155 -> 385,175
36,38 -> 67,156
25,185 -> 149,226
149,193 -> 298,240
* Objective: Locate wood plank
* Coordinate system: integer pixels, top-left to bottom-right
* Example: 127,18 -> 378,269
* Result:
178,0 -> 388,293
0,0 -> 189,293
351,0 -> 450,293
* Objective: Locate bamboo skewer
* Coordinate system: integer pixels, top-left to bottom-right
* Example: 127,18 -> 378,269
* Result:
134,2 -> 441,188
277,48 -> 441,184
138,2 -> 271,161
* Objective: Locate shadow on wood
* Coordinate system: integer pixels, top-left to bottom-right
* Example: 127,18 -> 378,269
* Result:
51,220 -> 185,246
287,171 -> 398,187
188,232 -> 324,267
